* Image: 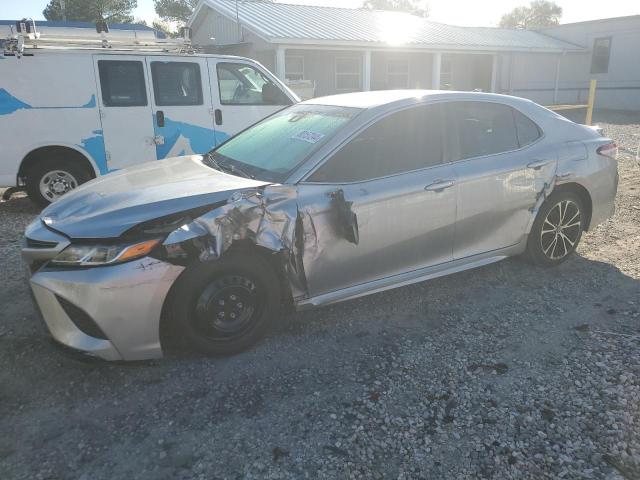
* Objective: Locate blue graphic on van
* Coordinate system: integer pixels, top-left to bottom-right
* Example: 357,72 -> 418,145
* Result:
0,88 -> 32,115
81,95 -> 97,108
0,89 -> 97,115
77,130 -> 108,174
154,115 -> 229,159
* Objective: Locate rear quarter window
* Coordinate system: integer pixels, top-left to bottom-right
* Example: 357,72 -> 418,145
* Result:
512,109 -> 542,147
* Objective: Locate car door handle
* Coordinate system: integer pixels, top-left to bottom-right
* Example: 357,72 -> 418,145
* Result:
214,109 -> 223,126
424,179 -> 455,191
527,160 -> 550,170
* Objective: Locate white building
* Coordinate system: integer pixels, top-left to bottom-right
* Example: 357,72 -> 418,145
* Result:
188,1 -> 640,111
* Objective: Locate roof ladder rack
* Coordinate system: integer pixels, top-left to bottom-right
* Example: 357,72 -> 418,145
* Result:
3,19 -> 199,56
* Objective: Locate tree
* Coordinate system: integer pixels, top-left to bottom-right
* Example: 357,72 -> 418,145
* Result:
362,0 -> 430,18
499,0 -> 562,29
153,0 -> 199,24
43,0 -> 137,23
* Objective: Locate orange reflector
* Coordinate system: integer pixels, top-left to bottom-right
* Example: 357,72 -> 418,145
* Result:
117,239 -> 161,262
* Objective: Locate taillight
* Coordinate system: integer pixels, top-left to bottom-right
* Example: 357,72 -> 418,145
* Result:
597,142 -> 617,159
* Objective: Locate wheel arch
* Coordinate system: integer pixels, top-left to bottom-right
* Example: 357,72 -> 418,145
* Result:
18,144 -> 99,184
158,240 -> 294,354
552,182 -> 594,231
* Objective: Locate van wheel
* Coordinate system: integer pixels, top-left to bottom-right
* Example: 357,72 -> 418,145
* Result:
170,252 -> 282,356
526,191 -> 585,266
26,160 -> 91,206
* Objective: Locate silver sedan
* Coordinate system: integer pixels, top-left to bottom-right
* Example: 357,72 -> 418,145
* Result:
22,91 -> 618,361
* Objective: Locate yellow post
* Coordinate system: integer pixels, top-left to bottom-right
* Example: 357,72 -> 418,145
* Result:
585,79 -> 596,125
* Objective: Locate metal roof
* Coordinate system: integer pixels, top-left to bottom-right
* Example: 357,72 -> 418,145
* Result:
194,0 -> 584,52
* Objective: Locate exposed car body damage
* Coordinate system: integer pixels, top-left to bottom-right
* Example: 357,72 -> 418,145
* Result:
22,91 -> 619,361
161,184 -> 361,301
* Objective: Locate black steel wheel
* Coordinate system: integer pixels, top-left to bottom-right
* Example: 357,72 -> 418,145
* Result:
170,252 -> 281,356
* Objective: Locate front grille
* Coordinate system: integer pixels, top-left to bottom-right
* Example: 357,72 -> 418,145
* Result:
25,237 -> 58,249
56,295 -> 107,340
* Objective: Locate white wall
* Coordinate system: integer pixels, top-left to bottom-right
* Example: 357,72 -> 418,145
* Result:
504,16 -> 640,111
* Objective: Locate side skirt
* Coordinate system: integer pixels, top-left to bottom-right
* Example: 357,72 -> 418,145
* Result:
295,244 -> 524,310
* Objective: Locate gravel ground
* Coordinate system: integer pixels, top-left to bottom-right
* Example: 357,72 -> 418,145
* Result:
1,111 -> 639,479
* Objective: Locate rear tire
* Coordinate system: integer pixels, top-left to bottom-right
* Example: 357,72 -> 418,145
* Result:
26,158 -> 91,207
526,191 -> 585,267
169,252 -> 282,356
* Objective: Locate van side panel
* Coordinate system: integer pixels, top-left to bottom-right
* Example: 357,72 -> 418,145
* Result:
0,52 -> 104,186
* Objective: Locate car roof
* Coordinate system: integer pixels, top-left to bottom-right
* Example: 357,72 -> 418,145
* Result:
302,89 -> 537,111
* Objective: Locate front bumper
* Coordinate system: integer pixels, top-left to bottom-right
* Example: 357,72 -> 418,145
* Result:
29,258 -> 184,361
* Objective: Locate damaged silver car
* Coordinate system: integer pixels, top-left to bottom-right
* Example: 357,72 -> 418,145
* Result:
22,91 -> 618,361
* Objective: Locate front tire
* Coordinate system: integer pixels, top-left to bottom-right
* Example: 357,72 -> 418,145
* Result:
169,252 -> 282,356
26,159 -> 91,206
526,191 -> 585,266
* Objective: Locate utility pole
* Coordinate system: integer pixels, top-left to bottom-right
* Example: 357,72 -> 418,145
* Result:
60,0 -> 67,22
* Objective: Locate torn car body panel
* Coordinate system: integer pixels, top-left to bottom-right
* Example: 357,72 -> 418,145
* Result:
22,91 -> 619,361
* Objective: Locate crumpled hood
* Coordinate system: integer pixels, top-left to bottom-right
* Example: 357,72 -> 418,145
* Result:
41,155 -> 270,239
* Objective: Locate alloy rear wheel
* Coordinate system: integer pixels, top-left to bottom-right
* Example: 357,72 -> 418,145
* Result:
526,191 -> 585,266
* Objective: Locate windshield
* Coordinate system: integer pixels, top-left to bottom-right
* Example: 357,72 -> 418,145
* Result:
206,104 -> 362,182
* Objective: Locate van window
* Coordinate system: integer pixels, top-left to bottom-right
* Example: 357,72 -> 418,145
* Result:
446,101 -> 519,160
151,61 -> 203,106
309,105 -> 443,183
97,60 -> 147,107
216,63 -> 291,106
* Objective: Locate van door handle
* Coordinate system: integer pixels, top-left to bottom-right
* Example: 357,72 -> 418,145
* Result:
527,159 -> 550,170
425,179 -> 455,191
156,110 -> 165,128
214,109 -> 223,125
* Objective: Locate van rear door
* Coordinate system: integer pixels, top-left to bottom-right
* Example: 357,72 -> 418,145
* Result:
93,55 -> 157,170
146,56 -> 217,159
207,59 -> 294,144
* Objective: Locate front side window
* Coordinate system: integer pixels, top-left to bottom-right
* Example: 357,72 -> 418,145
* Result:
216,62 -> 291,105
309,105 -> 444,183
335,57 -> 361,91
151,61 -> 203,106
207,104 -> 361,182
591,37 -> 612,74
97,60 -> 147,107
447,101 -> 519,161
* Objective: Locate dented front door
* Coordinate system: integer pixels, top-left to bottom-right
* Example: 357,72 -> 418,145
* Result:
297,166 -> 457,297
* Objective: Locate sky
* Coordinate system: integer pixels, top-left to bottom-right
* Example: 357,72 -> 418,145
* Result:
2,0 -> 639,27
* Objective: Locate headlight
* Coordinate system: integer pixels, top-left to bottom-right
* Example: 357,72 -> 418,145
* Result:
50,239 -> 161,267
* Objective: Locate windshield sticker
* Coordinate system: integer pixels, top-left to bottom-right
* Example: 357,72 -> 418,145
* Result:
291,130 -> 326,144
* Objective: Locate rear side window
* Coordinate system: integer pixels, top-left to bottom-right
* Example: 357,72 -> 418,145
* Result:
151,61 -> 203,106
98,60 -> 147,107
513,109 -> 541,147
448,101 -> 518,160
309,105 -> 443,183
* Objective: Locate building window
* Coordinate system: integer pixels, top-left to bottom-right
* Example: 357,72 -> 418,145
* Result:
285,55 -> 304,81
440,55 -> 453,90
335,57 -> 361,91
591,37 -> 612,74
386,57 -> 409,89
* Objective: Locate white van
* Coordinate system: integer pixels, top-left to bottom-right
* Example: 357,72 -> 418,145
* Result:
0,31 -> 298,205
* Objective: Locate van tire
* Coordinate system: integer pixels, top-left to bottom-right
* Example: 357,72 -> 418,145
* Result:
25,159 -> 91,207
